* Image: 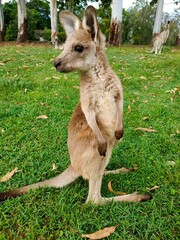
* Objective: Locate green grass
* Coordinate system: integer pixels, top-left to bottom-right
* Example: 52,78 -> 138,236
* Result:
0,43 -> 179,239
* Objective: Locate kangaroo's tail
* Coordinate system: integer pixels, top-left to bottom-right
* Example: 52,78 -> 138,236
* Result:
0,165 -> 79,201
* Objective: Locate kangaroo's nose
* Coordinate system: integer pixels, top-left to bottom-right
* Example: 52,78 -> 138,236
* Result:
54,59 -> 61,69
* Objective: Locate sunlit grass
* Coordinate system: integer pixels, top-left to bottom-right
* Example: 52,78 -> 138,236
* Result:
0,43 -> 179,239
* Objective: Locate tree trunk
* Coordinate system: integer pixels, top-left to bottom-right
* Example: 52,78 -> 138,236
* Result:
17,0 -> 28,42
0,0 -> 4,42
153,0 -> 164,38
108,0 -> 123,46
175,34 -> 180,47
50,0 -> 58,47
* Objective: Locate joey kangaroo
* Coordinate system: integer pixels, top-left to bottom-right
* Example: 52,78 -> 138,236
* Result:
151,21 -> 170,54
0,6 -> 151,204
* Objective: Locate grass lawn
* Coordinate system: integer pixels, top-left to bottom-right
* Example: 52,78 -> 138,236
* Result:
0,43 -> 179,239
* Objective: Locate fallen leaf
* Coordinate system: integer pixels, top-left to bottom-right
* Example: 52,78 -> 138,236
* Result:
142,116 -> 148,121
0,128 -> 5,133
146,186 -> 159,191
132,99 -> 136,104
133,165 -> 138,171
23,65 -> 28,69
140,76 -> 147,80
51,162 -> 57,171
165,87 -> 180,95
73,85 -> 80,90
167,161 -> 176,166
175,129 -> 179,134
154,75 -> 161,78
0,167 -> 18,182
52,75 -> 60,80
128,105 -> 132,112
144,100 -> 148,103
0,62 -> 5,66
82,226 -> 117,239
135,127 -> 157,133
40,102 -> 45,106
36,115 -> 48,119
108,181 -> 126,195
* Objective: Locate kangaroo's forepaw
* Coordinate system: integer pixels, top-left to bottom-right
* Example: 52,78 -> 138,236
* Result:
115,128 -> 124,140
98,141 -> 107,157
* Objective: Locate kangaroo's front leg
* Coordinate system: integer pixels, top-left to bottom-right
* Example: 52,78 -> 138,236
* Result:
115,94 -> 124,140
82,106 -> 107,156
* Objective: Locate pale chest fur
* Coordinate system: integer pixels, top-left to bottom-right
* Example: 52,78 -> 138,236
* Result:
80,69 -> 120,139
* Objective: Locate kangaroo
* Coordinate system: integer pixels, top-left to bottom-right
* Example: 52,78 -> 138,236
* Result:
0,6 -> 151,204
151,21 -> 170,54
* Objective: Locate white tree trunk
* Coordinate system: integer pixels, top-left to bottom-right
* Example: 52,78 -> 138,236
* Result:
108,0 -> 123,46
153,0 -> 164,35
17,0 -> 28,42
50,0 -> 58,47
0,0 -> 4,41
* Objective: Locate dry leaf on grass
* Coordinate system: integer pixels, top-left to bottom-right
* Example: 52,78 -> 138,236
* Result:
73,85 -> 80,90
167,161 -> 176,166
0,167 -> 18,182
108,181 -> 126,195
0,128 -> 5,133
165,87 -> 180,95
128,105 -> 132,112
146,186 -> 159,191
51,162 -> 57,171
52,75 -> 60,80
82,226 -> 117,239
132,99 -> 136,104
40,102 -> 45,106
140,76 -> 147,80
36,115 -> 48,119
135,127 -> 157,133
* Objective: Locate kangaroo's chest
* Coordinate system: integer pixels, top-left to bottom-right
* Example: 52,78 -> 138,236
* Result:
81,80 -> 118,131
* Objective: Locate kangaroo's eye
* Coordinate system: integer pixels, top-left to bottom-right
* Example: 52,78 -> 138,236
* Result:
74,45 -> 84,53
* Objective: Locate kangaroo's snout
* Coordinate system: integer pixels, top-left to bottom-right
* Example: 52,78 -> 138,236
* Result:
54,58 -> 61,69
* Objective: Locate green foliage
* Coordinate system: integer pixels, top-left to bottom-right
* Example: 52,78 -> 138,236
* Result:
43,28 -> 51,41
26,0 -> 51,30
123,3 -> 155,45
27,9 -> 42,41
0,44 -> 179,239
5,19 -> 17,41
97,6 -> 111,40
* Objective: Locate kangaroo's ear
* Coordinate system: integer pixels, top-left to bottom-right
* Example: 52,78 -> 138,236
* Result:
83,6 -> 103,44
59,11 -> 82,36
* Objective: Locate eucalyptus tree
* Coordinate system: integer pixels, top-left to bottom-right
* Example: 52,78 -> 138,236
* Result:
50,0 -> 58,44
0,0 -> 4,41
17,0 -> 27,42
152,0 -> 164,37
108,0 -> 123,46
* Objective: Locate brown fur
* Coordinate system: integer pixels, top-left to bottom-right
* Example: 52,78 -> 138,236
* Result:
0,6 -> 151,204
